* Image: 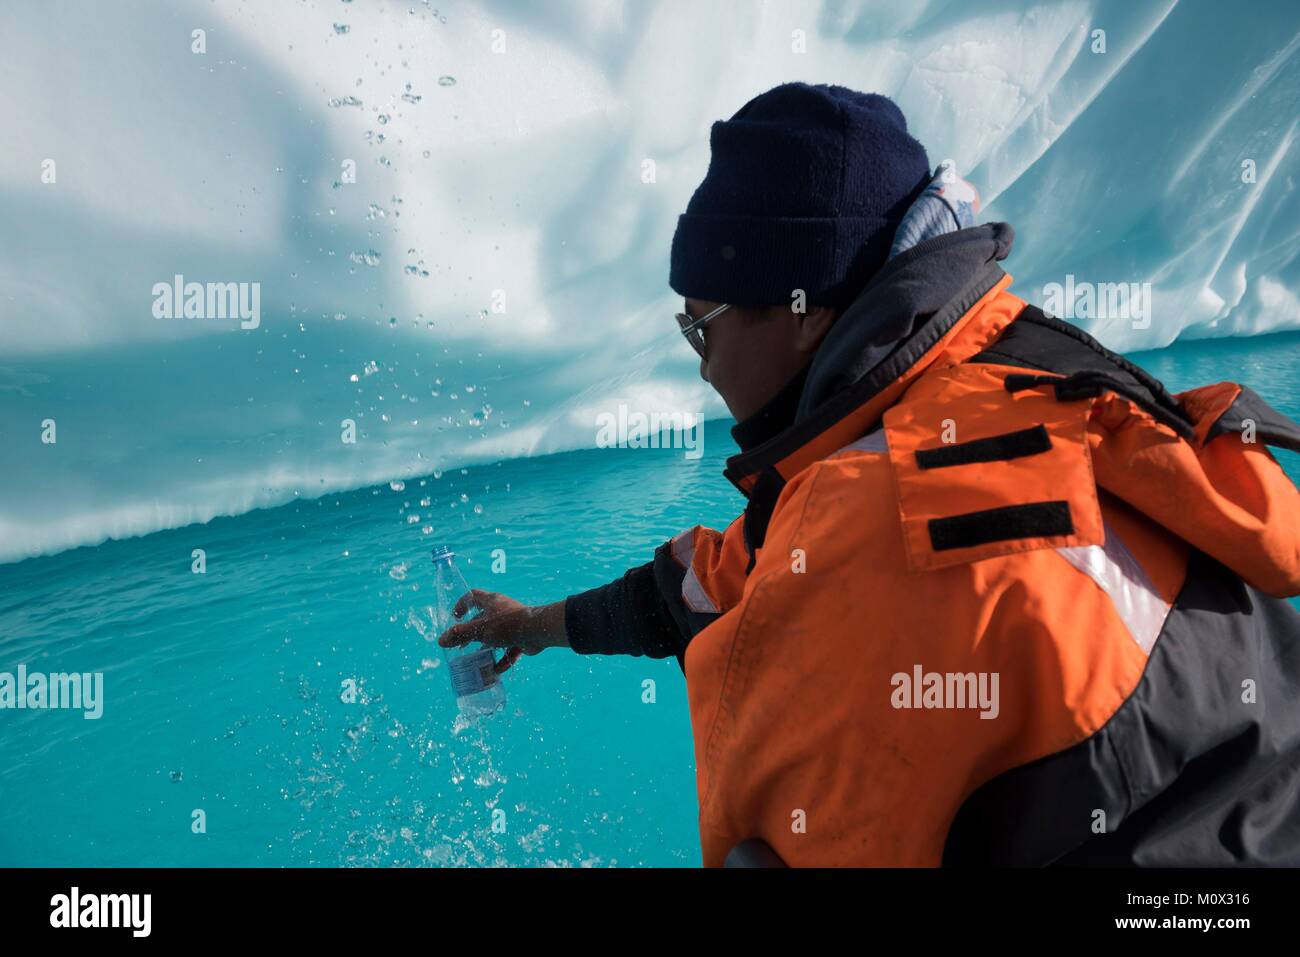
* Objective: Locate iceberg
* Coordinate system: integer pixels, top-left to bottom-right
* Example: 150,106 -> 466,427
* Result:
0,0 -> 1297,563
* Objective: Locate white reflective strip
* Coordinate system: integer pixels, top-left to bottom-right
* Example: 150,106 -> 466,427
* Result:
671,528 -> 719,614
1056,525 -> 1170,655
837,428 -> 888,455
671,529 -> 695,567
682,566 -> 720,614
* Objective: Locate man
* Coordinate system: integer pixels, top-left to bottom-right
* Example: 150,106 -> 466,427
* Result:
441,83 -> 1300,867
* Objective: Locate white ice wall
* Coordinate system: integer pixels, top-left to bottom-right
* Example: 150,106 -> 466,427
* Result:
0,0 -> 1297,562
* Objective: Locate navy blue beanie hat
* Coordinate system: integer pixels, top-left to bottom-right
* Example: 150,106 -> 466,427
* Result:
669,83 -> 931,309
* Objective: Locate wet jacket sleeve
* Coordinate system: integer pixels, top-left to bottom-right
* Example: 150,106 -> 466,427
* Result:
564,515 -> 751,660
564,561 -> 685,658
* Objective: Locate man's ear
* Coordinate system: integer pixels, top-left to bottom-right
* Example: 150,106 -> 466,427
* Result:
793,305 -> 838,352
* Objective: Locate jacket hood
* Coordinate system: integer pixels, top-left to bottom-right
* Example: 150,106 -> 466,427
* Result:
954,306 -> 1300,598
1086,376 -> 1300,598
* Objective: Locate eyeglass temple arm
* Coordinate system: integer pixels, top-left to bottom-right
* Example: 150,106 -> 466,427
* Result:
680,303 -> 731,333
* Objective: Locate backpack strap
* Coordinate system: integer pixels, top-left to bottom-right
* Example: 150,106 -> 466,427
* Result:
974,304 -> 1300,454
1204,384 -> 1300,453
970,304 -> 1190,425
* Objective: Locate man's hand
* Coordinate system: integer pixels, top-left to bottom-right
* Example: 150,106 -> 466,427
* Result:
437,590 -> 569,674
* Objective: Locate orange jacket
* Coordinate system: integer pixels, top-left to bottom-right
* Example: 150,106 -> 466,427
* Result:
670,276 -> 1300,866
565,224 -> 1300,866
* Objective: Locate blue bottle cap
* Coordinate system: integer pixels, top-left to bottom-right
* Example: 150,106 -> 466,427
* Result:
431,545 -> 455,563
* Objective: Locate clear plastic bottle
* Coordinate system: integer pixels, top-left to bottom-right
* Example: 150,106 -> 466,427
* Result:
430,545 -> 506,716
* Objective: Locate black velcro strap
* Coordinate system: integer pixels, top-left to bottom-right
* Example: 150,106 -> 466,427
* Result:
915,425 -> 1052,470
1004,373 -> 1063,394
929,501 -> 1074,552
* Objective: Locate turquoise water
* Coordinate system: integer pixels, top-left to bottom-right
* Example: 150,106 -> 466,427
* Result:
1,332 -> 1298,867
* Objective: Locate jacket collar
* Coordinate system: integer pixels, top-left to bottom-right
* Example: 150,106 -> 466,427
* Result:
730,364 -> 811,453
724,223 -> 1017,496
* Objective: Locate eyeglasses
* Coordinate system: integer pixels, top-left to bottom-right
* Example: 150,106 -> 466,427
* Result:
675,303 -> 732,359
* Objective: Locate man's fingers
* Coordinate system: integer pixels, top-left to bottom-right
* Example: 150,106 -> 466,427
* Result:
437,622 -> 464,648
494,647 -> 523,674
439,620 -> 481,648
439,602 -> 527,650
452,588 -> 492,619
